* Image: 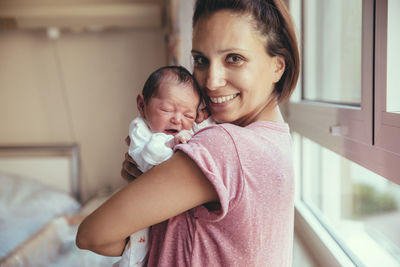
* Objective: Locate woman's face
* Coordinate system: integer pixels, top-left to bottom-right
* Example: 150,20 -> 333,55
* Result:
192,11 -> 285,125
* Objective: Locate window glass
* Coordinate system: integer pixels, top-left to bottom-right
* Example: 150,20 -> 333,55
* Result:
288,0 -> 302,103
387,0 -> 400,113
303,0 -> 362,105
298,136 -> 400,266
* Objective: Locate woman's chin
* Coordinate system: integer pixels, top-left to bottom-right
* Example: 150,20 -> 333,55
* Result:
211,113 -> 236,124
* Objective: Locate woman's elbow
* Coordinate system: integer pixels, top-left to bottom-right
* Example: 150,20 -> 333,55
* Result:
76,227 -> 126,256
75,223 -> 100,250
75,226 -> 91,250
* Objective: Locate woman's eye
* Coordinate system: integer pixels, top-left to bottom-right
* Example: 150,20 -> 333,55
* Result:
193,55 -> 208,67
226,54 -> 245,64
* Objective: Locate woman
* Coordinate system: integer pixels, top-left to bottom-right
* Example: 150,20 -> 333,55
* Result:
76,0 -> 299,266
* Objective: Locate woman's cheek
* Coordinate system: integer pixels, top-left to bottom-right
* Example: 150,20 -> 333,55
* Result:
193,71 -> 206,89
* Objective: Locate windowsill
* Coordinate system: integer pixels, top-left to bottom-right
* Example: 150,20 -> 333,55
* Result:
294,201 -> 356,267
295,201 -> 400,267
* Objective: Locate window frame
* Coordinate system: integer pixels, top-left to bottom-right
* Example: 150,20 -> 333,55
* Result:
374,0 -> 400,167
288,0 -> 400,186
288,0 -> 400,265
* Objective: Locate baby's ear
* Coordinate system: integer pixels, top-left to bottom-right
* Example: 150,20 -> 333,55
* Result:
137,94 -> 146,117
196,106 -> 210,123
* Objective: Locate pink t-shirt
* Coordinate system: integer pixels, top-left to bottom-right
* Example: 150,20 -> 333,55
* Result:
146,121 -> 294,267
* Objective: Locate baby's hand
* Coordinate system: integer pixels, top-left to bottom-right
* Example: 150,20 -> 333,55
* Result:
196,105 -> 211,123
174,130 -> 193,145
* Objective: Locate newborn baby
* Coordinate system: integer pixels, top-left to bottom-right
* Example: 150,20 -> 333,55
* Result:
118,66 -> 214,267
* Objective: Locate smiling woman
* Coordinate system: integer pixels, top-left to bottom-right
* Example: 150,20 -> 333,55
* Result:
191,10 -> 286,126
77,1 -> 300,266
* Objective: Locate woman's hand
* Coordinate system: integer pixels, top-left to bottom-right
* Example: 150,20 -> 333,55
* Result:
121,136 -> 142,182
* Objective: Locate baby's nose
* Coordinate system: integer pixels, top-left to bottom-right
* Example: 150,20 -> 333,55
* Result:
171,113 -> 182,124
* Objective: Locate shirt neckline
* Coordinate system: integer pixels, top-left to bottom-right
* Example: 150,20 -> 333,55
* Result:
246,120 -> 289,132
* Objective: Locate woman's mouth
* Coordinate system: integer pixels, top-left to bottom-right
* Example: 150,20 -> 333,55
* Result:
209,93 -> 239,104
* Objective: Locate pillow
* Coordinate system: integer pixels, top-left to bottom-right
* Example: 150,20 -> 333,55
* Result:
0,173 -> 80,259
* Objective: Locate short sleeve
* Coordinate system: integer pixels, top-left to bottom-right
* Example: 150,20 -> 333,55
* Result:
174,125 -> 244,222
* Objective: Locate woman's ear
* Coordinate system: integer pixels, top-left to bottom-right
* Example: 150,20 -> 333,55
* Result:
272,56 -> 285,83
137,94 -> 146,117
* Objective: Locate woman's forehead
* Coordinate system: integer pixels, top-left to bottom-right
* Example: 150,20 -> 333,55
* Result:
192,10 -> 265,54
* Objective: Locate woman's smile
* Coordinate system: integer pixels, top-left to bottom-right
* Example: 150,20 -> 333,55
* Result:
209,93 -> 239,104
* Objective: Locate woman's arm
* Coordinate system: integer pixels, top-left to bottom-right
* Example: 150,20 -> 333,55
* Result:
79,239 -> 128,257
76,150 -> 218,255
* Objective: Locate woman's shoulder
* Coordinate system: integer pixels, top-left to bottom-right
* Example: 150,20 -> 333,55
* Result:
190,123 -> 244,147
193,121 -> 292,162
225,120 -> 289,133
194,120 -> 289,137
188,124 -> 234,149
186,121 -> 290,155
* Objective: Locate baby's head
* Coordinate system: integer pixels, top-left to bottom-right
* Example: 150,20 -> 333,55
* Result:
137,66 -> 202,135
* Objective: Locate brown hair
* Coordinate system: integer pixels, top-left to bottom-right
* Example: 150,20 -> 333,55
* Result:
193,0 -> 300,103
142,65 -> 203,105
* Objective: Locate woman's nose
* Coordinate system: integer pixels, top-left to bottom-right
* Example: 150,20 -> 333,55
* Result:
205,63 -> 226,90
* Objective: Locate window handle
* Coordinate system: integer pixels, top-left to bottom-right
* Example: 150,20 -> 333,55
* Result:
329,125 -> 348,136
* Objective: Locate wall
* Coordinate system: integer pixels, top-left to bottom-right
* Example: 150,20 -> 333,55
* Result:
174,0 -> 195,70
0,28 -> 167,201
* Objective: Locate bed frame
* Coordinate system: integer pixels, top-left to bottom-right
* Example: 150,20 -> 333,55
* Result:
0,144 -> 81,202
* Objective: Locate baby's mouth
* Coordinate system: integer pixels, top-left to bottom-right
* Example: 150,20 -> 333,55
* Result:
165,129 -> 179,135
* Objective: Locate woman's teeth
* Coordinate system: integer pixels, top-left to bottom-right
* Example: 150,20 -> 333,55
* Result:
210,94 -> 238,104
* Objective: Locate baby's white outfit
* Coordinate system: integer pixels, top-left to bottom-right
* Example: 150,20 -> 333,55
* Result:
116,116 -> 215,267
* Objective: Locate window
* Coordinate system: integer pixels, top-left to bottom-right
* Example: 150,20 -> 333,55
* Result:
303,0 -> 362,105
386,0 -> 400,113
288,0 -> 400,266
375,0 -> 400,157
298,134 -> 400,266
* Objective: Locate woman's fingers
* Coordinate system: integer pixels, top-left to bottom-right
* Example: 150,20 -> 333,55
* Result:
125,136 -> 131,146
121,167 -> 135,182
121,136 -> 139,182
125,152 -> 136,163
121,154 -> 142,182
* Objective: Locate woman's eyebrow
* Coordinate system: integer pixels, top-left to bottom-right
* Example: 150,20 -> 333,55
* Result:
218,48 -> 247,53
191,49 -> 202,54
191,48 -> 247,54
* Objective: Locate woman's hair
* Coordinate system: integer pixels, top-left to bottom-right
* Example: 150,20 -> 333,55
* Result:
193,0 -> 300,103
142,65 -> 202,104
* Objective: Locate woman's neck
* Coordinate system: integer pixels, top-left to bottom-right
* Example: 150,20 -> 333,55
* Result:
258,105 -> 284,123
233,100 -> 284,127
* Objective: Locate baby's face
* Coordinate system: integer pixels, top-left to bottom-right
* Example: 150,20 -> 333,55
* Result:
143,80 -> 199,135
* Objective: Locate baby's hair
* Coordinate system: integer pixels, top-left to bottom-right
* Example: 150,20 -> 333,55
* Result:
142,66 -> 203,105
